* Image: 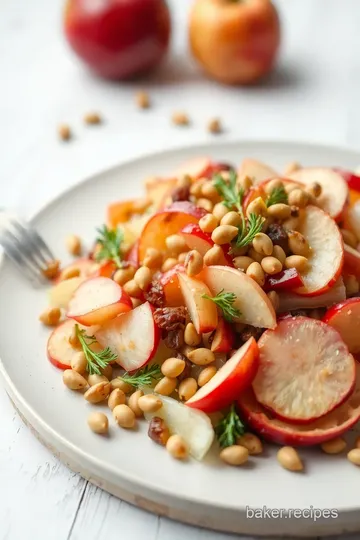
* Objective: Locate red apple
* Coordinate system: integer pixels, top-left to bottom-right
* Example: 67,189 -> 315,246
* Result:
200,265 -> 276,329
238,365 -> 360,446
178,273 -> 218,334
186,337 -> 259,413
47,320 -> 99,370
252,317 -> 356,424
67,277 -> 132,326
160,263 -> 185,307
344,243 -> 360,277
64,0 -> 171,80
179,224 -> 232,265
210,318 -> 235,353
277,278 -> 346,313
288,167 -> 348,221
293,205 -> 344,296
138,201 -> 206,263
323,298 -> 360,355
95,302 -> 160,371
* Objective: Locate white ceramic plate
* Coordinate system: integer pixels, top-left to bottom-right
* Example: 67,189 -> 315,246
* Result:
1,141 -> 360,538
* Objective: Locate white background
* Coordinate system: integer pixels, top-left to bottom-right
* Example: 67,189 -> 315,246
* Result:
1,0 -> 360,538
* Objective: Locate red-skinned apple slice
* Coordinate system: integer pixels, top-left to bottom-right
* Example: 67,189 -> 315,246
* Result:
323,298 -> 360,354
186,338 -> 259,413
56,258 -> 99,283
160,263 -> 185,307
344,201 -> 360,242
277,278 -> 346,313
125,240 -> 140,268
179,224 -> 232,265
67,277 -> 132,326
178,273 -> 218,334
49,277 -> 85,309
344,243 -> 360,277
138,201 -> 206,263
210,318 -> 235,353
95,302 -> 160,371
252,317 -> 356,424
288,167 -> 348,220
237,158 -> 278,186
238,364 -> 360,446
200,265 -> 276,329
47,320 -> 99,370
172,157 -> 213,180
294,205 -> 344,296
263,268 -> 304,292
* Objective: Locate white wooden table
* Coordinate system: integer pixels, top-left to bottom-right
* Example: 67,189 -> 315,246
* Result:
1,0 -> 360,538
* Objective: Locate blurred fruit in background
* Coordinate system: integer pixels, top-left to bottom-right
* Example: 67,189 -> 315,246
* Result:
189,0 -> 280,85
64,0 -> 171,80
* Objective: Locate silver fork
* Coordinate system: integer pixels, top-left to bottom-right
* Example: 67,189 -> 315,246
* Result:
0,210 -> 57,286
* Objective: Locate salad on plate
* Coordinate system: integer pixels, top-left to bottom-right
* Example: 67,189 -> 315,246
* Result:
40,156 -> 360,471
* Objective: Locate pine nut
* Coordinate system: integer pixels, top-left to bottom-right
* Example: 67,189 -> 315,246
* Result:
220,445 -> 249,466
63,369 -> 88,390
211,225 -> 238,245
238,175 -> 253,192
233,256 -> 254,271
143,248 -> 163,269
264,178 -> 284,194
237,433 -> 263,455
197,198 -> 213,212
204,245 -> 225,266
128,389 -> 144,417
58,124 -> 72,141
321,437 -> 346,454
135,90 -> 150,109
84,112 -> 102,125
84,381 -> 111,403
178,252 -> 188,264
188,348 -> 215,366
185,250 -> 203,276
161,257 -> 178,273
42,259 -> 61,280
212,202 -> 230,221
307,182 -> 322,198
246,262 -> 265,286
138,394 -> 163,413
344,274 -> 360,296
248,247 -> 264,263
267,203 -> 292,220
282,216 -> 300,231
166,434 -> 189,459
207,118 -> 222,135
199,213 -> 219,233
123,279 -> 143,298
108,388 -> 126,410
113,404 -> 136,428
273,245 -> 286,265
288,189 -> 310,208
220,211 -> 242,227
70,351 -> 87,374
110,378 -> 134,393
178,377 -> 198,401
39,307 -> 61,327
88,374 -> 108,386
87,412 -> 109,434
161,357 -> 186,378
165,234 -> 187,255
198,366 -> 217,387
201,182 -> 220,201
113,266 -> 136,286
61,266 -> 81,280
347,449 -> 360,466
190,179 -> 205,197
277,446 -> 303,471
252,233 -> 273,256
184,322 -> 201,346
261,256 -> 283,275
177,175 -> 191,189
284,255 -> 308,272
101,364 -> 113,380
288,231 -> 310,257
341,229 -> 358,249
246,197 -> 268,218
172,111 -> 190,126
134,266 -> 152,291
65,235 -> 82,256
154,377 -> 177,396
284,182 -> 300,194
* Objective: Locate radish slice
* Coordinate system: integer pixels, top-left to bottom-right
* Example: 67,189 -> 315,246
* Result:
294,205 -> 344,296
288,168 -> 348,220
323,298 -> 360,354
67,277 -> 132,326
95,302 -> 160,371
252,317 -> 356,424
186,338 -> 259,413
277,278 -> 346,312
143,392 -> 214,461
47,320 -> 99,370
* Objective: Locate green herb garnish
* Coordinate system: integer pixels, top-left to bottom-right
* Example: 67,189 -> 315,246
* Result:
215,404 -> 246,448
95,225 -> 123,268
202,290 -> 241,322
75,324 -> 117,375
118,364 -> 162,389
234,213 -> 265,248
266,186 -> 288,207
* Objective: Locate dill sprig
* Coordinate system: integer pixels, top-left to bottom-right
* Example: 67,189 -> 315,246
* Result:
75,325 -> 117,375
234,213 -> 265,248
118,364 -> 162,389
266,186 -> 288,207
95,225 -> 123,268
202,290 -> 241,322
213,171 -> 244,212
215,404 -> 246,448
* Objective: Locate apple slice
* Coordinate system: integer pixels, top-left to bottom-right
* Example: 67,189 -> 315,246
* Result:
277,278 -> 346,313
210,318 -> 235,353
186,338 -> 259,413
47,320 -> 99,370
125,240 -> 140,268
263,268 -> 304,292
179,224 -> 232,265
323,298 -> 360,354
178,273 -> 218,334
143,392 -> 214,460
200,265 -> 276,329
160,263 -> 185,307
146,177 -> 178,211
344,243 -> 360,278
56,258 -> 99,283
344,201 -> 360,242
172,157 -> 213,180
252,317 -> 356,424
138,201 -> 206,263
294,205 -> 344,296
237,158 -> 278,186
95,302 -> 160,371
67,277 -> 132,326
48,277 -> 84,309
288,167 -> 348,220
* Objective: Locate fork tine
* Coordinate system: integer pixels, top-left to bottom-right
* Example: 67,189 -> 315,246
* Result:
11,220 -> 54,266
0,232 -> 45,285
3,228 -> 49,281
